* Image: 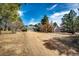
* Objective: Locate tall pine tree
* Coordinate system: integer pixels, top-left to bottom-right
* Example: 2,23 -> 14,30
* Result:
61,10 -> 76,34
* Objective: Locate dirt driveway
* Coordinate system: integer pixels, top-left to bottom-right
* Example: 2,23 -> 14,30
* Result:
0,31 -> 71,56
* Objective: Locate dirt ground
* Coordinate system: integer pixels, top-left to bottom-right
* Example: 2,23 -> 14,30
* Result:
0,31 -> 72,56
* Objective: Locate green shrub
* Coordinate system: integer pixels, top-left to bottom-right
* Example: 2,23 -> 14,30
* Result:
22,27 -> 27,32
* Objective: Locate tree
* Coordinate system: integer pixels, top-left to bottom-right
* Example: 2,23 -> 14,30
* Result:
50,21 -> 54,32
75,8 -> 79,32
40,15 -> 53,32
41,15 -> 49,25
61,10 -> 76,34
53,22 -> 58,28
34,23 -> 41,31
0,4 -> 19,31
0,4 -> 24,34
75,16 -> 79,32
0,17 -> 2,34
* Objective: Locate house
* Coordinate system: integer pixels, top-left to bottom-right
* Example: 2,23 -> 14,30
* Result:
54,26 -> 60,32
27,25 -> 36,31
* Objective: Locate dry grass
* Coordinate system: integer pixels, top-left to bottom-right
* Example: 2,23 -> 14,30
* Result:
0,31 -> 74,56
43,35 -> 79,56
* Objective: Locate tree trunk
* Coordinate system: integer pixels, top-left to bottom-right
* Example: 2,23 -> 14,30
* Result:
71,31 -> 75,34
0,30 -> 1,34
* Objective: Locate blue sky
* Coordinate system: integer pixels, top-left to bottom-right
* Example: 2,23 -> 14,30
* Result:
18,3 -> 79,26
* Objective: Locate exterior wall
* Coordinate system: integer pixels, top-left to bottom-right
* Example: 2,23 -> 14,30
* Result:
54,26 -> 60,32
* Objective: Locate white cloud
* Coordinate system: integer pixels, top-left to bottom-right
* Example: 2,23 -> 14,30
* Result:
71,4 -> 79,9
29,18 -> 39,25
67,4 -> 79,11
17,10 -> 24,16
49,8 -> 79,26
47,4 -> 57,11
50,11 -> 69,18
74,9 -> 79,16
49,11 -> 70,26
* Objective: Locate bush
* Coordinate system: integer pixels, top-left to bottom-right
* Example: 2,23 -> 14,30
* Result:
40,24 -> 53,32
22,27 -> 27,32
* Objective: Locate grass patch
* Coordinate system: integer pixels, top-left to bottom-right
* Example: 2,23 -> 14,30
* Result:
43,35 -> 79,56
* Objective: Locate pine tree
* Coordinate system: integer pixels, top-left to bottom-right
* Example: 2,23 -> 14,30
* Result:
0,4 -> 24,34
40,15 -> 53,32
61,10 -> 76,34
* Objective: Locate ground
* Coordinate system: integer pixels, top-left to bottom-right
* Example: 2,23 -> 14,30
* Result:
0,31 -> 76,56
